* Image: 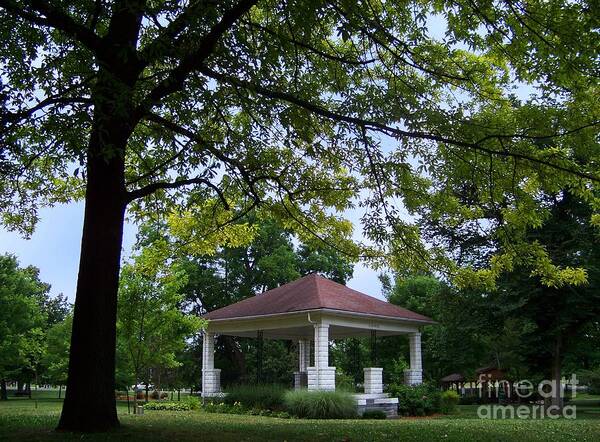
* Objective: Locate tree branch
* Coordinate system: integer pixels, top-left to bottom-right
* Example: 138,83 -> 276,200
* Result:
126,139 -> 192,186
138,0 -> 258,111
143,112 -> 264,201
126,176 -> 229,208
0,0 -> 107,55
199,67 -> 600,183
243,20 -> 377,66
1,97 -> 92,131
138,0 -> 205,64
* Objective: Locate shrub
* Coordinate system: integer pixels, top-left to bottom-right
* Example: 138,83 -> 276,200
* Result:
144,401 -> 193,411
182,395 -> 201,410
387,383 -> 441,416
387,357 -> 409,385
362,410 -> 387,419
440,390 -> 460,413
283,390 -> 356,419
579,369 -> 600,395
335,370 -> 356,392
224,384 -> 286,410
200,400 -> 293,418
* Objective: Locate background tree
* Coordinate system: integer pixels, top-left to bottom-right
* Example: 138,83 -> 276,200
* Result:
35,293 -> 71,394
43,315 -> 73,398
42,294 -> 71,328
171,341 -> 203,394
116,247 -> 203,408
493,192 -> 600,409
0,0 -> 597,431
168,215 -> 354,385
177,216 -> 354,315
0,254 -> 46,400
382,273 -> 540,384
416,188 -> 600,407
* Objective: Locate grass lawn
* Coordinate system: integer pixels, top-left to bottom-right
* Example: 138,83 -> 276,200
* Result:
1,393 -> 600,441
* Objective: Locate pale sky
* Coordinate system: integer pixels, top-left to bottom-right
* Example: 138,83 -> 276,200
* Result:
0,202 -> 384,303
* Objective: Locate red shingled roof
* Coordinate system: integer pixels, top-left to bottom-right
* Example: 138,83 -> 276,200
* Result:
203,273 -> 433,323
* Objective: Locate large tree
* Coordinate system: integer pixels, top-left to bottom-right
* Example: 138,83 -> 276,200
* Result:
177,216 -> 354,316
495,192 -> 600,409
420,187 -> 600,407
0,0 -> 597,431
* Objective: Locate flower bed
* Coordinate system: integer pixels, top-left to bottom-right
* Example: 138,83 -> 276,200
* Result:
202,400 -> 292,419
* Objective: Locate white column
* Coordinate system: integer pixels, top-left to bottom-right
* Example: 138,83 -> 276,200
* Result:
307,323 -> 335,391
364,367 -> 383,394
404,332 -> 423,385
201,331 -> 221,396
314,324 -> 329,370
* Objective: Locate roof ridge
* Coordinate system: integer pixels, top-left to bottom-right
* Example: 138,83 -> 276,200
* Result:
312,273 -> 325,307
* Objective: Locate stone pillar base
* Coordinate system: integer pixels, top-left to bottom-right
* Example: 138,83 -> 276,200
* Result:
364,367 -> 383,394
294,371 -> 308,390
355,394 -> 398,418
404,369 -> 422,385
307,366 -> 336,391
202,368 -> 221,396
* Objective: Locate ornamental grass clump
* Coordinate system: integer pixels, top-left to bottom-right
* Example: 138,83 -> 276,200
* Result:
283,390 -> 356,419
224,384 -> 287,410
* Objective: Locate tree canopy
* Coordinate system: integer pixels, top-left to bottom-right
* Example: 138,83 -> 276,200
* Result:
1,0 -> 597,275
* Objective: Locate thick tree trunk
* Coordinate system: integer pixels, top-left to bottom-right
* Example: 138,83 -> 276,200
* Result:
57,111 -> 128,431
543,336 -> 564,415
550,336 -> 563,412
1,379 -> 7,400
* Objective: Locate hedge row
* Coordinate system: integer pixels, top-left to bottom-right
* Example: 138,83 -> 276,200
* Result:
144,384 -> 460,419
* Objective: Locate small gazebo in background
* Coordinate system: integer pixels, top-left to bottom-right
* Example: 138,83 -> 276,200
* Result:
200,274 -> 434,407
476,366 -> 509,402
440,373 -> 465,394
